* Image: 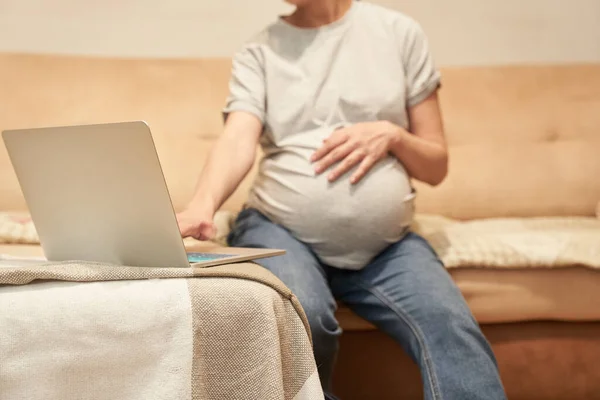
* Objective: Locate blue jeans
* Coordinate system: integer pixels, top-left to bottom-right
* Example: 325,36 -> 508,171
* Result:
228,208 -> 506,400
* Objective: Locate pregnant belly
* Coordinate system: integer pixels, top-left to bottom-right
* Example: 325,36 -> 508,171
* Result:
247,154 -> 415,269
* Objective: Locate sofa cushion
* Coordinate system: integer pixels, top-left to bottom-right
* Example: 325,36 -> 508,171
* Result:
337,265 -> 600,329
0,54 -> 239,213
1,54 -> 599,219
413,65 -> 600,220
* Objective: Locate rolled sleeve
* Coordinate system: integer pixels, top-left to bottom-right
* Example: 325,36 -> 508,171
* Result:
402,20 -> 441,107
222,45 -> 266,123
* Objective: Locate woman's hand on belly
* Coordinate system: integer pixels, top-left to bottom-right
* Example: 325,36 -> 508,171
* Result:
310,120 -> 403,184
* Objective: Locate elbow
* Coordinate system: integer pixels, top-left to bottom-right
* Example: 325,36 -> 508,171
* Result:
427,170 -> 447,187
424,151 -> 448,187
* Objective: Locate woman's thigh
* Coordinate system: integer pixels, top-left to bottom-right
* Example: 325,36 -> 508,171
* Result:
228,209 -> 338,322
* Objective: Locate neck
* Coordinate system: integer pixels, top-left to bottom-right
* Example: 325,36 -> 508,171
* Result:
287,0 -> 353,28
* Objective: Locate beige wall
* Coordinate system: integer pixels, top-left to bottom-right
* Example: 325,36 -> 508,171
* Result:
0,0 -> 598,66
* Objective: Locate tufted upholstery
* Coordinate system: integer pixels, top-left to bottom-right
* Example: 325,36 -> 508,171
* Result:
1,53 -> 600,220
415,65 -> 600,219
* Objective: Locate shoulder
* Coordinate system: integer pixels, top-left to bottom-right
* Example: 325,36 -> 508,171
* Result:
244,25 -> 272,48
231,18 -> 290,63
230,28 -> 272,67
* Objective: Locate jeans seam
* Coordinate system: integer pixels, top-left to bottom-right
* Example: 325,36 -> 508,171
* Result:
346,277 -> 442,400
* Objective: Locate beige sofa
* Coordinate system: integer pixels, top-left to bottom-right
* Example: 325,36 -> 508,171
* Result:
2,53 -> 600,399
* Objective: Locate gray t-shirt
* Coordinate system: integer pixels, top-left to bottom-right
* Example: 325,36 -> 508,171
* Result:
224,1 -> 440,269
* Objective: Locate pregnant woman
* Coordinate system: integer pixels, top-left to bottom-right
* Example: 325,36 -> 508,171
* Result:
177,0 -> 506,398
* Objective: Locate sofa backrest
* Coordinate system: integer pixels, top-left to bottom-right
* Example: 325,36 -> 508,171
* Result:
1,53 -> 599,219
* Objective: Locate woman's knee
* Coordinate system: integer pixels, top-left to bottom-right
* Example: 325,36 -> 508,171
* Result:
417,293 -> 483,343
302,299 -> 341,344
300,301 -> 340,392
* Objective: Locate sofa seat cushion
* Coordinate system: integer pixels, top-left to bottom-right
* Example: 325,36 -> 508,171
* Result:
339,265 -> 600,330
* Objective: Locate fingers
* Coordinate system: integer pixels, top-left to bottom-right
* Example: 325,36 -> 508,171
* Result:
314,141 -> 357,174
180,225 -> 196,240
327,149 -> 367,182
177,216 -> 192,238
198,223 -> 217,241
350,155 -> 377,184
177,216 -> 216,241
311,130 -> 349,163
187,223 -> 216,241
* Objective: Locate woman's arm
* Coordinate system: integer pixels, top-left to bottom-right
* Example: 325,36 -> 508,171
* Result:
310,91 -> 448,186
177,111 -> 262,240
388,92 -> 448,186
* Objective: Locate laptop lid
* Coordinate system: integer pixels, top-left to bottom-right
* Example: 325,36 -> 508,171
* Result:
2,121 -> 192,268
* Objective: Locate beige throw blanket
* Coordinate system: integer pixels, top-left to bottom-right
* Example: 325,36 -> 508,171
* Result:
2,211 -> 600,270
0,262 -> 323,400
412,215 -> 600,269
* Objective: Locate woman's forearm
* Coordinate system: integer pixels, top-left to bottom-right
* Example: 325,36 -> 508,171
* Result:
389,125 -> 448,186
187,136 -> 256,216
186,112 -> 262,217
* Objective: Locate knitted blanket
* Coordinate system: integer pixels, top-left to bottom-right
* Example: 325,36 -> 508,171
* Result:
413,214 -> 600,269
0,261 -> 323,400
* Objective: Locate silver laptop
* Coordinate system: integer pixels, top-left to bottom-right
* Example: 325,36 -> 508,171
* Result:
2,121 -> 284,268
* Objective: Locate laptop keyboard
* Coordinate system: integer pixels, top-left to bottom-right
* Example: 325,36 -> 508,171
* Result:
187,252 -> 234,263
